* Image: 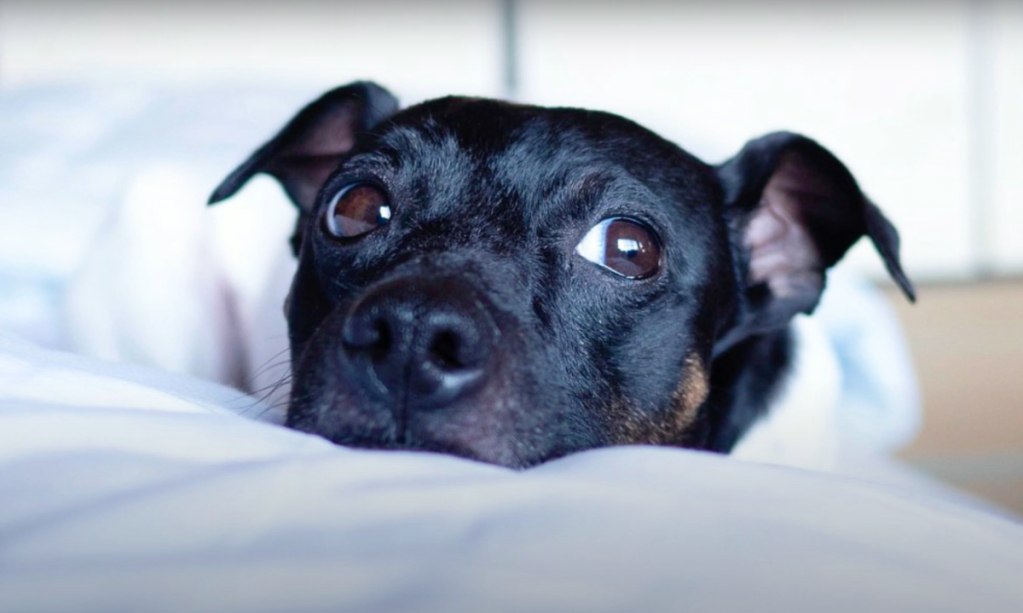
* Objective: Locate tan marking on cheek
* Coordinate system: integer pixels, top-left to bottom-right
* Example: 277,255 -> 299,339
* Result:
606,354 -> 710,447
608,399 -> 687,447
607,397 -> 660,445
673,353 -> 709,431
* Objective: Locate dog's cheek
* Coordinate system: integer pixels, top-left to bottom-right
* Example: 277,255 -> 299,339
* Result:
607,352 -> 710,446
671,353 -> 710,433
285,335 -> 397,445
286,259 -> 336,352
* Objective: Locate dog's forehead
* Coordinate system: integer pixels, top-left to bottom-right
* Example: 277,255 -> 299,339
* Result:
382,97 -> 631,161
360,97 -> 708,221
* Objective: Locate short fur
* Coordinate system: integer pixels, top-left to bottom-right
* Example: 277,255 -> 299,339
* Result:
211,82 -> 914,468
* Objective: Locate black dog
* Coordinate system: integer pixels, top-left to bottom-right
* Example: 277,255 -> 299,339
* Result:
210,81 -> 914,468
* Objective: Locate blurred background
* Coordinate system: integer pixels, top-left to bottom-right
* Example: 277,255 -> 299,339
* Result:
0,0 -> 1020,511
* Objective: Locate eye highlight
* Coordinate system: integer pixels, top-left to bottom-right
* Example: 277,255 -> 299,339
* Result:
576,217 -> 662,279
324,183 -> 392,239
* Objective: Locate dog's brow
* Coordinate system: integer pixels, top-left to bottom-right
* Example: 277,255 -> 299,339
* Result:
379,123 -> 445,152
346,151 -> 394,169
568,172 -> 616,197
540,169 -> 664,224
537,171 -> 613,220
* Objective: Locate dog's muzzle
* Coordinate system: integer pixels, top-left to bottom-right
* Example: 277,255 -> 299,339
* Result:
340,275 -> 498,419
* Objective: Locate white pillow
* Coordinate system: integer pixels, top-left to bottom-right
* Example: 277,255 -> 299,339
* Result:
1,334 -> 1022,613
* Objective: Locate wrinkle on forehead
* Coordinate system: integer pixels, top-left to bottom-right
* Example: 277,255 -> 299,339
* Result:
375,111 -> 660,228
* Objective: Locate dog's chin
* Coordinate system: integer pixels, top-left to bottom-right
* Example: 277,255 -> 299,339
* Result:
322,432 -> 542,469
307,428 -> 561,469
285,402 -> 563,470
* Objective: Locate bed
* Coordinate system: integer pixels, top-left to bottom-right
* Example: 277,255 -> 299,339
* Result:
2,333 -> 1023,613
3,85 -> 1022,613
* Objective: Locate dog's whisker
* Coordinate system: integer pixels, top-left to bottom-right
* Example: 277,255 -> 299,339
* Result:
244,348 -> 291,385
234,371 -> 293,417
244,374 -> 292,401
208,80 -> 916,468
246,359 -> 292,386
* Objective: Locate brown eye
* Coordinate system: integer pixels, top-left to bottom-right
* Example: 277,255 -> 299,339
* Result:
576,217 -> 661,279
324,184 -> 392,238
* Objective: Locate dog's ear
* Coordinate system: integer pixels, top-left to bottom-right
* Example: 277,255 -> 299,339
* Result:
208,81 -> 398,212
715,132 -> 914,352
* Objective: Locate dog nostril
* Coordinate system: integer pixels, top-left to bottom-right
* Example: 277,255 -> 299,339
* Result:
428,330 -> 465,371
343,313 -> 392,361
367,318 -> 391,361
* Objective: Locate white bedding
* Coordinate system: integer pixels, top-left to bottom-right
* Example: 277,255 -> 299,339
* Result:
2,334 -> 1023,613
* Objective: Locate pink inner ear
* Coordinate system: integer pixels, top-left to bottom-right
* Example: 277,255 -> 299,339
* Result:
269,105 -> 360,211
744,153 -> 824,300
274,155 -> 349,211
281,105 -> 358,158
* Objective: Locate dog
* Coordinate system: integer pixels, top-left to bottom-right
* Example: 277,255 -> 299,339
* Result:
209,81 -> 915,468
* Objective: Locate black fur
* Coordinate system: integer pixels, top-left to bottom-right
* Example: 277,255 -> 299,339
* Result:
211,82 -> 913,468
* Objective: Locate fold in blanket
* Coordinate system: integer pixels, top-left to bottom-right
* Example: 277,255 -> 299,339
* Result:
1,335 -> 1022,613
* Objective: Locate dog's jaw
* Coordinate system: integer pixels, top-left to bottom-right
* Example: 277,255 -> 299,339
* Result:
210,84 -> 913,468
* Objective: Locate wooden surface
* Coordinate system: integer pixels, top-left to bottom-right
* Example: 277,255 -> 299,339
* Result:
884,280 -> 1023,515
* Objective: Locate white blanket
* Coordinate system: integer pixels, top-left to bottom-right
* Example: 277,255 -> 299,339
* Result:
2,334 -> 1023,613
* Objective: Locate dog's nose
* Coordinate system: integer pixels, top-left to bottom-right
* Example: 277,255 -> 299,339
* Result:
341,276 -> 494,411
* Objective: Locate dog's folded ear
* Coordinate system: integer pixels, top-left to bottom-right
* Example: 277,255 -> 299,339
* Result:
208,81 -> 398,212
716,132 -> 914,351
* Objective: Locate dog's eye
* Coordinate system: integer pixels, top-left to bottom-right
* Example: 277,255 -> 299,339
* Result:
324,184 -> 392,238
576,217 -> 661,279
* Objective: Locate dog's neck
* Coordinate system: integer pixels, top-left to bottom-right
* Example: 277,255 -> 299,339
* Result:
701,327 -> 795,452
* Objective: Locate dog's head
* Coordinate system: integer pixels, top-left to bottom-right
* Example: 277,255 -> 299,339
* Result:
211,81 -> 914,468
